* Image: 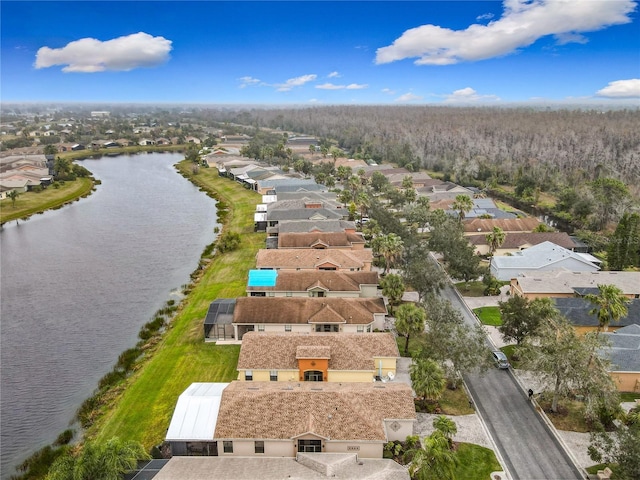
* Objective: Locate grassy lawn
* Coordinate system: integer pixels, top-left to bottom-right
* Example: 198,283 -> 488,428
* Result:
0,177 -> 94,224
620,392 -> 640,402
454,442 -> 502,479
474,306 -> 502,326
454,281 -> 485,297
89,162 -> 264,449
441,387 -> 475,415
500,344 -> 522,369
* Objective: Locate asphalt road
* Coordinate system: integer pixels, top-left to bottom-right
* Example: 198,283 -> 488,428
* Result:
440,285 -> 584,480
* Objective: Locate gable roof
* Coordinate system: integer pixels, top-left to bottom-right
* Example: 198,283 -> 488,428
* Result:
237,332 -> 399,371
463,217 -> 542,233
255,249 -> 372,270
514,270 -> 640,296
278,232 -> 365,249
214,382 -> 415,441
273,220 -> 357,234
233,297 -> 387,325
467,232 -> 577,250
491,241 -> 600,271
246,270 -> 379,293
267,208 -> 344,222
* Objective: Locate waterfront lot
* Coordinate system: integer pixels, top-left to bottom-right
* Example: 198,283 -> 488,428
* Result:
90,163 -> 264,448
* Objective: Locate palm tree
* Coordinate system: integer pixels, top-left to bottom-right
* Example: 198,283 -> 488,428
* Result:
410,356 -> 445,407
396,303 -> 427,356
584,284 -> 630,332
485,226 -> 506,256
452,194 -> 474,221
408,430 -> 459,480
375,233 -> 404,275
7,189 -> 20,208
380,273 -> 405,316
432,415 -> 457,448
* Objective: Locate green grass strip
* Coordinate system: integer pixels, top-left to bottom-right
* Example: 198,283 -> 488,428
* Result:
90,162 -> 264,449
473,306 -> 502,326
453,442 -> 502,480
0,177 -> 94,224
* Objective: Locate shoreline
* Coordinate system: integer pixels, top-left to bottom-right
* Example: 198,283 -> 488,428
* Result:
0,146 -> 184,226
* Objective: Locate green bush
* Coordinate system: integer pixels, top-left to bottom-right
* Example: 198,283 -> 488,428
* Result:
217,231 -> 241,253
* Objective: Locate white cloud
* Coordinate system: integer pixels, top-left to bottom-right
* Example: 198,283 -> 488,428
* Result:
596,79 -> 640,98
275,74 -> 317,92
477,13 -> 495,21
382,88 -> 396,95
375,0 -> 636,66
443,87 -> 501,103
328,71 -> 340,78
238,76 -> 261,88
35,32 -> 172,73
316,82 -> 368,90
316,83 -> 344,90
395,92 -> 423,102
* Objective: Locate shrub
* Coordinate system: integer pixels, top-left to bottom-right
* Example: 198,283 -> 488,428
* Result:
217,231 -> 241,253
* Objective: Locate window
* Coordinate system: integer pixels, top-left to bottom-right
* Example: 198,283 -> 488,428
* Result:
223,441 -> 233,454
270,370 -> 278,381
285,325 -> 292,332
357,325 -> 364,333
251,292 -> 266,297
367,325 -> 372,332
315,324 -> 339,333
286,292 -> 292,297
268,292 -> 275,297
245,370 -> 253,381
255,441 -> 264,454
258,325 -> 265,332
298,439 -> 322,452
304,370 -> 323,382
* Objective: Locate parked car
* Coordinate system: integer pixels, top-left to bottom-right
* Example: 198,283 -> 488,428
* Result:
491,350 -> 510,369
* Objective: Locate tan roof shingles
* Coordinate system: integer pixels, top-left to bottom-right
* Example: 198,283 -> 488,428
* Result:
233,297 -> 387,325
238,332 -> 399,370
463,217 -> 542,234
278,232 -> 365,249
467,232 -> 576,250
214,382 -> 415,441
255,249 -> 372,270
247,270 -> 379,293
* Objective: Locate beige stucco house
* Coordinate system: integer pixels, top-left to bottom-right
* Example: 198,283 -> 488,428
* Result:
255,248 -> 373,272
246,270 -> 379,298
166,382 -> 416,459
231,296 -> 387,340
510,270 -> 640,299
236,332 -> 399,382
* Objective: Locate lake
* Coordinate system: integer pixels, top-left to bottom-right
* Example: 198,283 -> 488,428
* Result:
0,152 -> 218,478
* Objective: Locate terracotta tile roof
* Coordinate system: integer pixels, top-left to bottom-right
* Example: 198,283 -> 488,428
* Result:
214,382 -> 415,441
278,232 -> 365,249
238,332 -> 399,370
296,345 -> 332,359
255,249 -> 372,270
233,297 -> 387,325
467,232 -> 576,249
248,270 -> 379,294
463,217 -> 542,233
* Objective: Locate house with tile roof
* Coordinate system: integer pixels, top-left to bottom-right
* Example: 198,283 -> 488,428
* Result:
510,270 -> 640,299
468,232 -> 577,256
247,270 -> 379,298
268,219 -> 358,237
236,332 -> 399,382
166,382 -> 416,459
256,248 -> 373,272
277,231 -> 366,250
463,217 -> 542,235
232,296 -> 387,339
266,206 -> 346,227
490,241 -> 601,281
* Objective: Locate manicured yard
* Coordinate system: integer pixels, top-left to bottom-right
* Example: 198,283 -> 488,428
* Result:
454,281 -> 486,297
454,442 -> 502,479
0,177 -> 94,224
89,162 -> 264,449
474,306 -> 502,326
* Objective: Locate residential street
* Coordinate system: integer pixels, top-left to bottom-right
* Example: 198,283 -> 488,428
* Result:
440,285 -> 585,480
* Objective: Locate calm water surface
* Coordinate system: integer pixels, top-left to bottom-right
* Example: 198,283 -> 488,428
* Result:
0,153 -> 218,478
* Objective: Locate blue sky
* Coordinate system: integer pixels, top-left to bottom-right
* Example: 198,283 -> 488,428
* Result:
2,1 -> 639,105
